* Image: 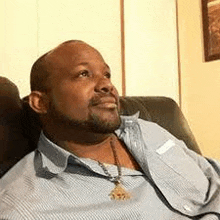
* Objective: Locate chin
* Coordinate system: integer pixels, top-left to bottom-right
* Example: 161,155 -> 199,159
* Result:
87,112 -> 121,134
47,103 -> 121,134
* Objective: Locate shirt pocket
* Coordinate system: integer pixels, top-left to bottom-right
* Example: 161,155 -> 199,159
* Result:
149,140 -> 209,204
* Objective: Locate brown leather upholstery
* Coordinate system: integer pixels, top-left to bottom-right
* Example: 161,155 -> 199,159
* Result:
0,77 -> 29,177
0,77 -> 201,177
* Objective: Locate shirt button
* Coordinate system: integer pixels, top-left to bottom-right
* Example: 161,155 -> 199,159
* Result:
183,205 -> 192,212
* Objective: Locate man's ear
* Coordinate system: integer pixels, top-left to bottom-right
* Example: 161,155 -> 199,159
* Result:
28,91 -> 49,114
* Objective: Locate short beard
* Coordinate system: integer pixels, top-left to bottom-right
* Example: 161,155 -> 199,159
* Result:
46,103 -> 121,134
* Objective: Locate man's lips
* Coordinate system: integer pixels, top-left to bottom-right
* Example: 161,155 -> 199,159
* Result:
91,97 -> 118,109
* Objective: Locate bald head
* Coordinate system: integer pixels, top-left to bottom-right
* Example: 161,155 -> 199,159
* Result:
29,39 -> 120,138
30,40 -> 98,92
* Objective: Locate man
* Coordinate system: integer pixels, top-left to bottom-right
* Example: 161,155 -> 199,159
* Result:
0,40 -> 220,219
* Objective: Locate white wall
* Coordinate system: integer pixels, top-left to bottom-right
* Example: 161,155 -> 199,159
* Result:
1,0 -> 179,102
37,0 -> 122,96
1,0 -> 38,98
178,0 -> 220,159
1,0 -> 122,98
124,0 -> 179,102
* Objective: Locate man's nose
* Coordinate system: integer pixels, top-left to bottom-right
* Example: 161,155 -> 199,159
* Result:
95,78 -> 114,94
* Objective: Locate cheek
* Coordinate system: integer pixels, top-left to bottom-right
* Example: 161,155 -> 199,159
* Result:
50,86 -> 93,117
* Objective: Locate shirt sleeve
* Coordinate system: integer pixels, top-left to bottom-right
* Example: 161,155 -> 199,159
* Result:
137,119 -> 220,216
0,205 -> 25,220
178,140 -> 220,215
0,192 -> 31,220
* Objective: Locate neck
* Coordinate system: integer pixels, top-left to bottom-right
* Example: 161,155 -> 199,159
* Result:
60,135 -> 115,161
43,125 -> 116,161
43,126 -> 141,171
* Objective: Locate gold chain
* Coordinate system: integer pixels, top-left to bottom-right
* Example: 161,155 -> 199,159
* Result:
98,137 -> 131,200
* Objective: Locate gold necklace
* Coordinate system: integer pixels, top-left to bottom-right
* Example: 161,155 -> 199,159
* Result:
98,138 -> 131,200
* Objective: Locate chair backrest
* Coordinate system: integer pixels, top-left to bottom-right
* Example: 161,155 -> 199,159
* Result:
0,77 -> 30,176
119,97 -> 200,154
0,77 -> 201,177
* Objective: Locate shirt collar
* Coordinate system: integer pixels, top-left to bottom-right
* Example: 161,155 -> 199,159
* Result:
115,111 -> 140,137
37,132 -> 72,174
37,112 -> 140,175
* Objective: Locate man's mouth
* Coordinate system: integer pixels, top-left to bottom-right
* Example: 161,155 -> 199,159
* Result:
90,96 -> 119,109
95,102 -> 117,109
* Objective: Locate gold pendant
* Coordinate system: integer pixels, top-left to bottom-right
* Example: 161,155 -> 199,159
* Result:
109,182 -> 131,200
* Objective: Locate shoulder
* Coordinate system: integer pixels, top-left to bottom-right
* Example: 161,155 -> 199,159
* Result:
0,152 -> 36,210
137,118 -> 182,147
1,151 -> 36,185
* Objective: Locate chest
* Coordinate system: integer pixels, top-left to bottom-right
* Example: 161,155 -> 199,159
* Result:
21,168 -> 196,220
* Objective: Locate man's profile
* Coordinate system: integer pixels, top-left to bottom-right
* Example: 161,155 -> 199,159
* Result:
0,40 -> 220,219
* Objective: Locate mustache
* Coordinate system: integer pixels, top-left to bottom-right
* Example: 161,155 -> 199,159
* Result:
89,93 -> 119,106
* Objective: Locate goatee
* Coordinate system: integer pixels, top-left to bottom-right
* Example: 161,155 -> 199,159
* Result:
47,104 -> 121,134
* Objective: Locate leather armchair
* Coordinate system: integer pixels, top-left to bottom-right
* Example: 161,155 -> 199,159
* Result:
0,77 -> 201,177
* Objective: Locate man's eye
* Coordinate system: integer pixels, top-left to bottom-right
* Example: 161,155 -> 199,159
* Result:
79,70 -> 90,77
105,72 -> 111,79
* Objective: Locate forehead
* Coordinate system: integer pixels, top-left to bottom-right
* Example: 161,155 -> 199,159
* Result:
46,42 -> 107,71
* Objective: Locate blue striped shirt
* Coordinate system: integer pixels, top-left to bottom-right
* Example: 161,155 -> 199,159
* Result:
0,114 -> 220,219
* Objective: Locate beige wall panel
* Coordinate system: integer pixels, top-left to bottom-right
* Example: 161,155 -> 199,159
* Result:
1,0 -> 38,98
37,0 -> 122,94
0,1 -> 4,70
124,0 -> 179,102
178,0 -> 220,159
